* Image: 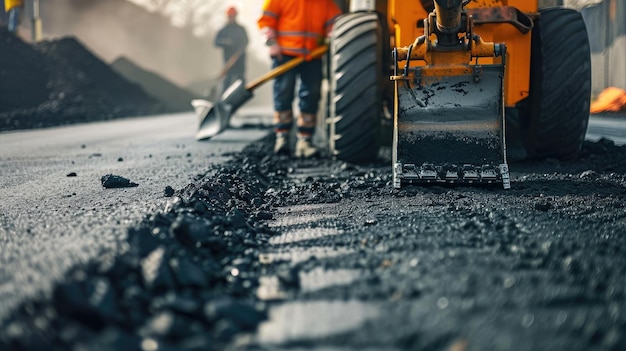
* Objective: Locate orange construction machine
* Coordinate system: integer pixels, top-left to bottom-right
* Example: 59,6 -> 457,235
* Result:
328,0 -> 591,188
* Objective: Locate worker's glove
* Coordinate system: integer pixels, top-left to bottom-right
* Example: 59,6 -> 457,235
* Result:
268,42 -> 282,60
261,26 -> 276,39
261,27 -> 282,59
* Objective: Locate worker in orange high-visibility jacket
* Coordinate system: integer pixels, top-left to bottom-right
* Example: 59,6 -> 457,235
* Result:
4,0 -> 24,33
258,0 -> 342,158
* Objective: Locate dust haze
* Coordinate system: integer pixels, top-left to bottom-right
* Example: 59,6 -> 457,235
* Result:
26,0 -> 271,104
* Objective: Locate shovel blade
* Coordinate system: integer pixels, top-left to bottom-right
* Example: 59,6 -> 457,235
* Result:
194,80 -> 253,140
193,99 -> 230,140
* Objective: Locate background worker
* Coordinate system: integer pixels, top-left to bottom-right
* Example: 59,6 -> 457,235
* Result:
258,0 -> 342,158
4,0 -> 24,34
214,6 -> 249,94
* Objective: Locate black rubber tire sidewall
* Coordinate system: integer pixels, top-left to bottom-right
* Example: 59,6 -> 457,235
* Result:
328,12 -> 383,163
525,7 -> 592,160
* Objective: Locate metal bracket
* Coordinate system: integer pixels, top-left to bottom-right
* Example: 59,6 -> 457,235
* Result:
393,163 -> 402,189
473,65 -> 483,83
499,164 -> 511,190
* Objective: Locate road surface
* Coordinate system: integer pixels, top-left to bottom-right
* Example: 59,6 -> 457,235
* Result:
586,116 -> 626,145
0,110 -> 269,322
1,113 -> 625,350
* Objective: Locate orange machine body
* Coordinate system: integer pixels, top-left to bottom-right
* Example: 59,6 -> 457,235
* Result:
388,0 -> 537,107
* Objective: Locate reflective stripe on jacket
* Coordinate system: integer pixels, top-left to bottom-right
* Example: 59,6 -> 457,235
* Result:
4,0 -> 24,12
258,0 -> 341,59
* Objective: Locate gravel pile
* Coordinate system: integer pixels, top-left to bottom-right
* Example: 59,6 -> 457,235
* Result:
0,28 -> 162,131
111,56 -> 197,113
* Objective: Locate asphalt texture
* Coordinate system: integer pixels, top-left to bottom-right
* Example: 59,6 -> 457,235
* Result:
2,117 -> 626,350
0,112 -> 268,327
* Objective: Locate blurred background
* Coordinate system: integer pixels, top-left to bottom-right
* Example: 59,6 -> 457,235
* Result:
0,0 -> 272,105
1,0 -> 624,118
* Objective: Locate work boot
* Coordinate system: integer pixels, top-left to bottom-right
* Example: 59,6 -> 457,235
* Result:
295,112 -> 318,158
274,133 -> 289,155
273,111 -> 293,156
295,137 -> 319,159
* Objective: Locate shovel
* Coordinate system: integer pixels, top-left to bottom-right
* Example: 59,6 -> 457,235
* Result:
194,45 -> 329,141
206,48 -> 245,102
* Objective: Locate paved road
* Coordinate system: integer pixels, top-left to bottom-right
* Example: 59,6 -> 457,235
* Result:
0,111 -> 269,322
586,115 -> 626,145
0,111 -> 622,326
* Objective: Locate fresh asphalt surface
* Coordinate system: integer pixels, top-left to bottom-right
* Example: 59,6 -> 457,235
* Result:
0,112 -> 623,340
0,110 -> 268,322
586,115 -> 626,145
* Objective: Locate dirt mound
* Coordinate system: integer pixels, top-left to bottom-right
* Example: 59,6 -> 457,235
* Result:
0,30 -> 50,114
0,28 -> 162,131
111,56 -> 196,113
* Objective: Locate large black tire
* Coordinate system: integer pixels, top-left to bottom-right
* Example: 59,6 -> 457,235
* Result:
420,0 -> 434,13
524,7 -> 591,160
328,12 -> 384,163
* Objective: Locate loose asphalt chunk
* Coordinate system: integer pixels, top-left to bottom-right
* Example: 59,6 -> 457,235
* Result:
101,174 -> 139,188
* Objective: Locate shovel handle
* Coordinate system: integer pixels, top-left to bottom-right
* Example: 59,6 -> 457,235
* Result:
245,45 -> 329,91
219,48 -> 245,79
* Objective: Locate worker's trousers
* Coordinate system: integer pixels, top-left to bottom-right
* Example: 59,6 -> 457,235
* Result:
271,55 -> 323,115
